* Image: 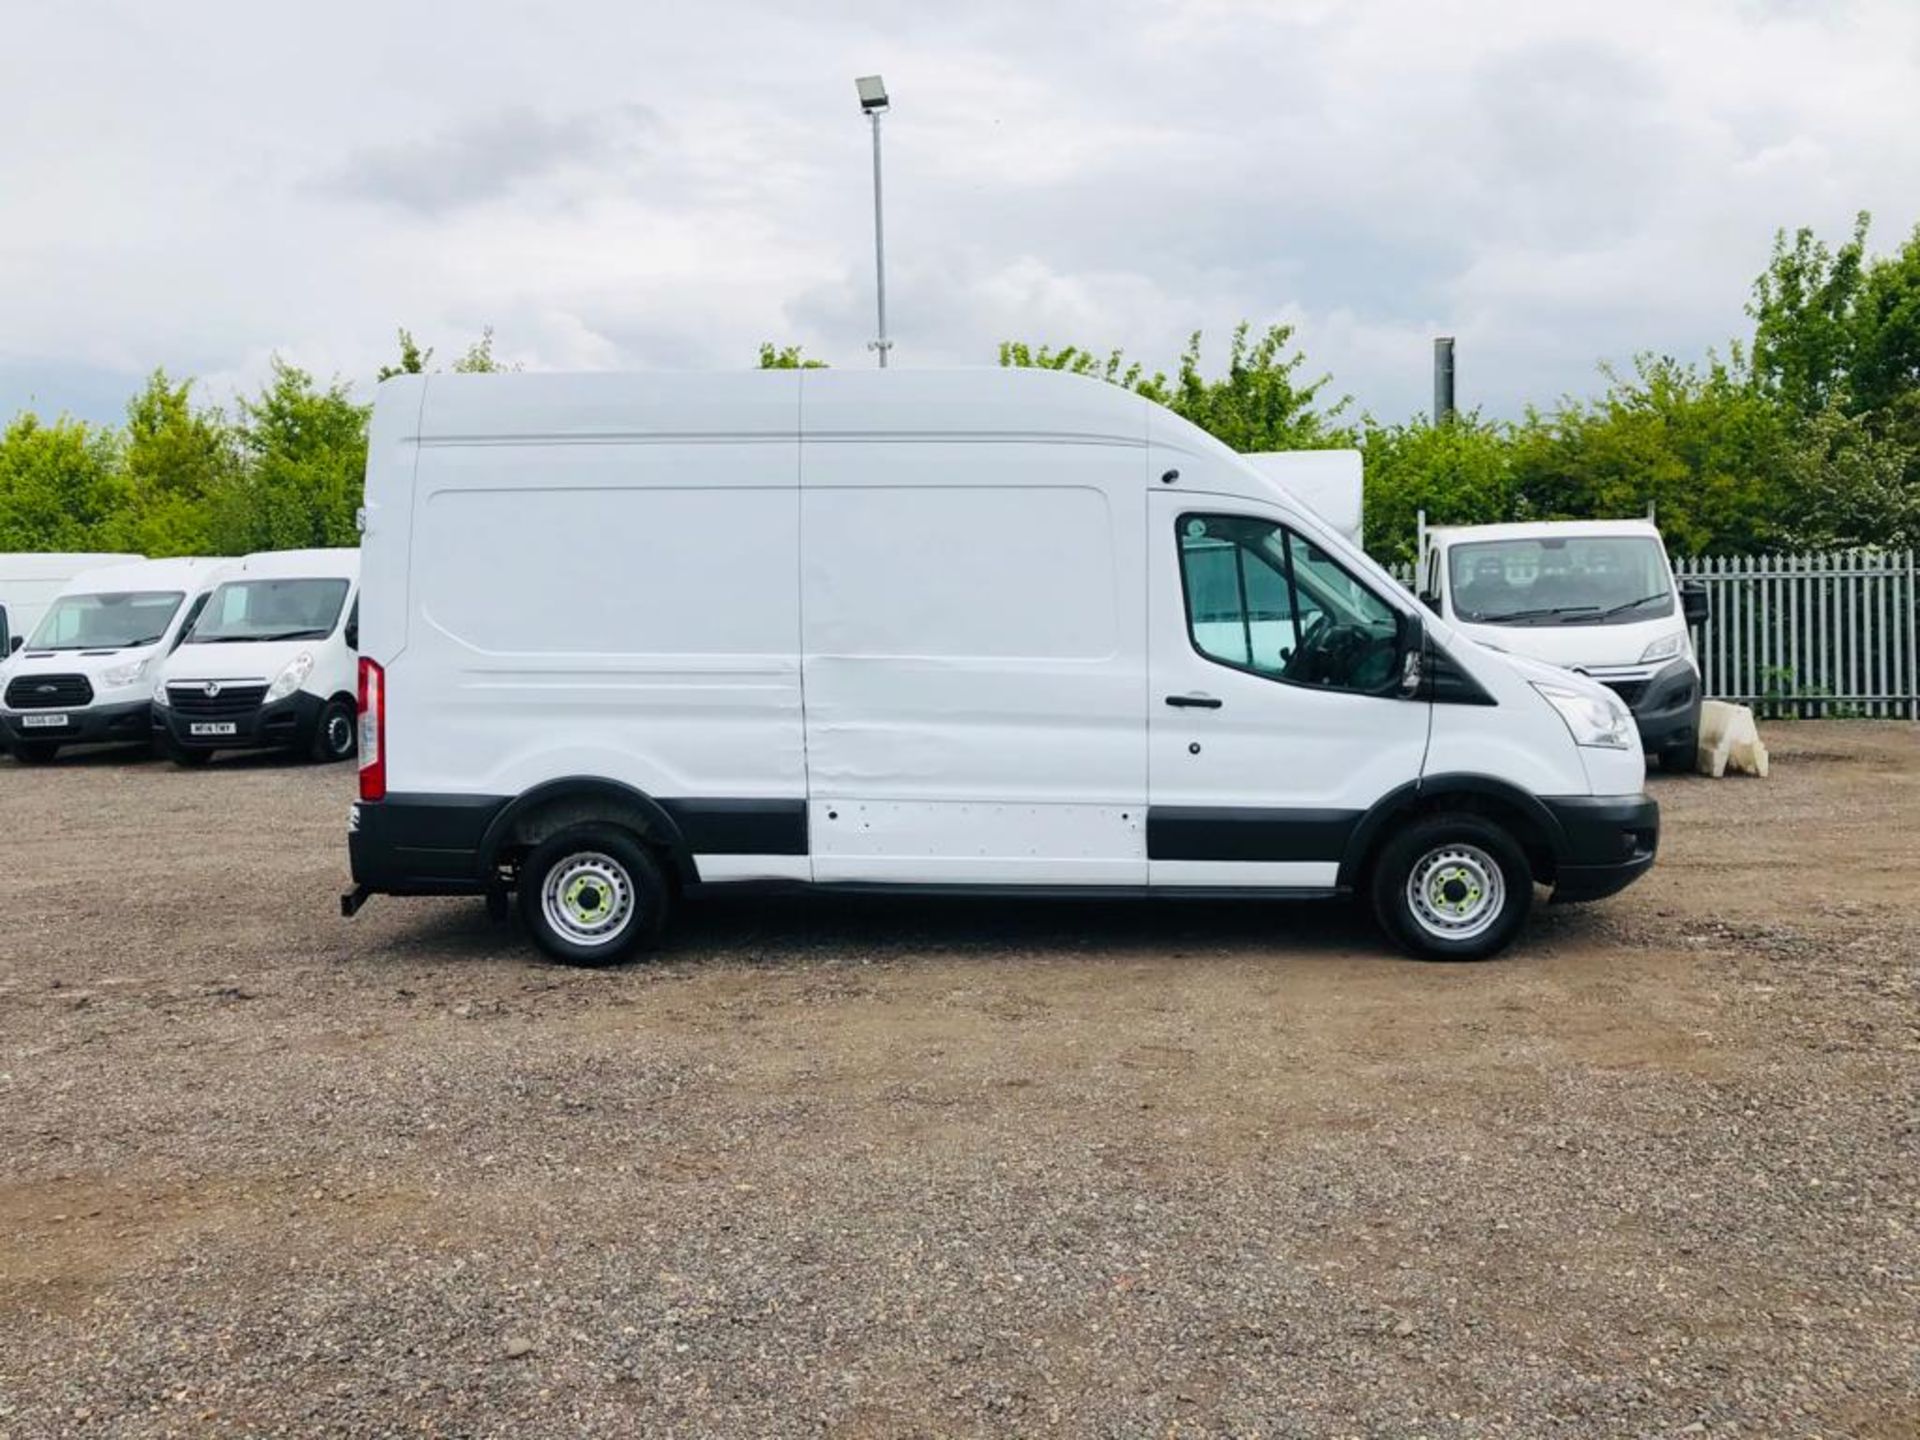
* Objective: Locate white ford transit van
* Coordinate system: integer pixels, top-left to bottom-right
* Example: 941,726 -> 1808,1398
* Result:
153,548 -> 361,765
1,557 -> 231,763
0,553 -> 143,663
1417,520 -> 1711,771
344,370 -> 1658,964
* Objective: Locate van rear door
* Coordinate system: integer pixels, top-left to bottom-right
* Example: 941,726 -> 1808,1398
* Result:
1146,489 -> 1429,889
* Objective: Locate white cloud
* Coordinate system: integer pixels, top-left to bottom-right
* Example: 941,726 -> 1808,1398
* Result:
0,0 -> 1916,424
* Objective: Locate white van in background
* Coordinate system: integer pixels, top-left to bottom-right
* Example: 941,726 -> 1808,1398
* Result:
154,548 -> 360,766
0,557 -> 231,764
344,369 -> 1658,966
1416,519 -> 1710,771
0,553 -> 143,663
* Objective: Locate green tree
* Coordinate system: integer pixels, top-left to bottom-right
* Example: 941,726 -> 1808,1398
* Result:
208,358 -> 370,553
1749,213 -> 1870,416
1849,223 -> 1920,414
99,370 -> 236,555
1000,322 -> 1351,452
0,413 -> 121,550
378,326 -> 512,380
1358,412 -> 1517,566
757,342 -> 827,369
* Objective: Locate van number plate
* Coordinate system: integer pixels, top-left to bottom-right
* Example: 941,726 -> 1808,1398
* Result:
189,722 -> 237,737
21,713 -> 68,728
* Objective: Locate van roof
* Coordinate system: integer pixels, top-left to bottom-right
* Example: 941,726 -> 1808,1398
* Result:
1427,519 -> 1666,545
53,556 -> 233,596
225,548 -> 359,581
401,367 -> 1235,460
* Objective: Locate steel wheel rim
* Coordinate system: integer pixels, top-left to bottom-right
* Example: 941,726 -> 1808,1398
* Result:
326,711 -> 354,756
1406,842 -> 1505,941
540,852 -> 636,947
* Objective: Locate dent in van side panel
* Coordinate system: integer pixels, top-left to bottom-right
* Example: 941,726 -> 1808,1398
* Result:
389,437 -> 804,804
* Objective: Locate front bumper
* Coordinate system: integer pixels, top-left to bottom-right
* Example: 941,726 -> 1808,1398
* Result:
1543,794 -> 1660,903
2,698 -> 153,748
155,690 -> 325,751
1599,659 -> 1701,756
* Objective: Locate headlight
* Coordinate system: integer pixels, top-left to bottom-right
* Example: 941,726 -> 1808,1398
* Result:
265,651 -> 315,703
1533,681 -> 1635,750
152,682 -> 171,709
102,657 -> 149,688
1638,632 -> 1684,664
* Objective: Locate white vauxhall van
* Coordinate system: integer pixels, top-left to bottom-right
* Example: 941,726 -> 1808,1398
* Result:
1,557 -> 231,763
344,370 -> 1659,964
1417,520 -> 1711,771
154,548 -> 361,765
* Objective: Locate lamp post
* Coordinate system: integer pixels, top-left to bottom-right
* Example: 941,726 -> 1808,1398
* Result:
855,74 -> 891,368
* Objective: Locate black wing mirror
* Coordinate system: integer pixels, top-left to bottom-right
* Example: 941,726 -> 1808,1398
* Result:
1418,589 -> 1442,615
1397,611 -> 1426,698
0,604 -> 9,657
1681,581 -> 1711,626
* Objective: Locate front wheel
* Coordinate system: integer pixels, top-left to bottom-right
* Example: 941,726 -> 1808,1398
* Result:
310,699 -> 357,763
1371,814 -> 1533,961
519,825 -> 670,966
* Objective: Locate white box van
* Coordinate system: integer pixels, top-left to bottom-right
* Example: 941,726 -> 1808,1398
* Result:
153,548 -> 361,765
0,553 -> 143,662
1,557 -> 231,763
1416,520 -> 1710,771
345,370 -> 1658,963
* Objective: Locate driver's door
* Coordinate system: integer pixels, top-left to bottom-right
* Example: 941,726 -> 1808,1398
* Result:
1146,492 -> 1431,889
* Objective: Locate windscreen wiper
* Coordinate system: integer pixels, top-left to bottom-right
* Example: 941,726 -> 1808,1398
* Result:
1464,605 -> 1598,624
1579,590 -> 1672,622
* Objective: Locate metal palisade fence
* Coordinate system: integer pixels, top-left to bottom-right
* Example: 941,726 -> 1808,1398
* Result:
1385,549 -> 1920,718
1674,550 -> 1919,719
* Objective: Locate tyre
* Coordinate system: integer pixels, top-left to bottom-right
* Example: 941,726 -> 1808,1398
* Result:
1371,813 -> 1533,961
309,699 -> 357,763
519,825 -> 670,966
11,741 -> 59,765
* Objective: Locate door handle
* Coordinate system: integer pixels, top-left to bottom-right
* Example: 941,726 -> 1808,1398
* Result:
1165,693 -> 1223,709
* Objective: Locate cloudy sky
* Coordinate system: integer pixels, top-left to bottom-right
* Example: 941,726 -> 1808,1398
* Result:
4,0 -> 1918,427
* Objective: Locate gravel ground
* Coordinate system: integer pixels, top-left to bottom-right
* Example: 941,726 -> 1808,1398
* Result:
1,724 -> 1915,1438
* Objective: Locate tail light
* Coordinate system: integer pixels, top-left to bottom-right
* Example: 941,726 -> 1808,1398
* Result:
358,657 -> 385,802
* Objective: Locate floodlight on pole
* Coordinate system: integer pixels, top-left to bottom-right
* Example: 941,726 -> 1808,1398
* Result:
856,74 -> 892,367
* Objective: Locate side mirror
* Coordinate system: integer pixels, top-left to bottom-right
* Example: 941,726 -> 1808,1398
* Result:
1397,611 -> 1426,698
1681,582 -> 1710,626
0,604 -> 9,658
344,621 -> 359,650
7,635 -> 19,655
1419,589 -> 1442,616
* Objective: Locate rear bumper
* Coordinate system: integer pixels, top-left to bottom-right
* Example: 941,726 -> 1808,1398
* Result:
1543,794 -> 1660,903
155,691 -> 325,751
2,698 -> 152,747
349,793 -> 506,895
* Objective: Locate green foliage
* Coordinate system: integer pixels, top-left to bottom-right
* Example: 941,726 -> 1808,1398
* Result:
757,342 -> 828,369
206,359 -> 369,553
1000,322 -> 1352,452
0,414 -> 121,550
378,326 -> 512,381
1749,213 -> 1869,416
1358,412 -> 1518,567
103,371 -> 238,555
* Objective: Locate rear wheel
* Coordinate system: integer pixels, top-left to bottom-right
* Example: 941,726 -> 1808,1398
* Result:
310,699 -> 357,763
10,741 -> 58,765
1371,813 -> 1533,961
519,825 -> 670,966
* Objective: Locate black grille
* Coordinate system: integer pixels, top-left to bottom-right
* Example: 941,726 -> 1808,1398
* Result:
6,674 -> 93,709
1601,679 -> 1648,707
167,682 -> 268,719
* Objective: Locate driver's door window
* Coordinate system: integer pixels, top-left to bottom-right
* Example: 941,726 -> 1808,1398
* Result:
1176,513 -> 1400,695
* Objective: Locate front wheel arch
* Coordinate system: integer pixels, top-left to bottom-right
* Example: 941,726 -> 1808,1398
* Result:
1340,776 -> 1561,894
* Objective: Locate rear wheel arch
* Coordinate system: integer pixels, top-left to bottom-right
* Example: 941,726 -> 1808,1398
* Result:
479,778 -> 697,888
1341,774 -> 1564,892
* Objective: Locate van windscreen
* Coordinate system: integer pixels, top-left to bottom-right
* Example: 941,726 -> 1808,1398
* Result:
27,591 -> 184,650
1448,536 -> 1674,626
186,578 -> 350,644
